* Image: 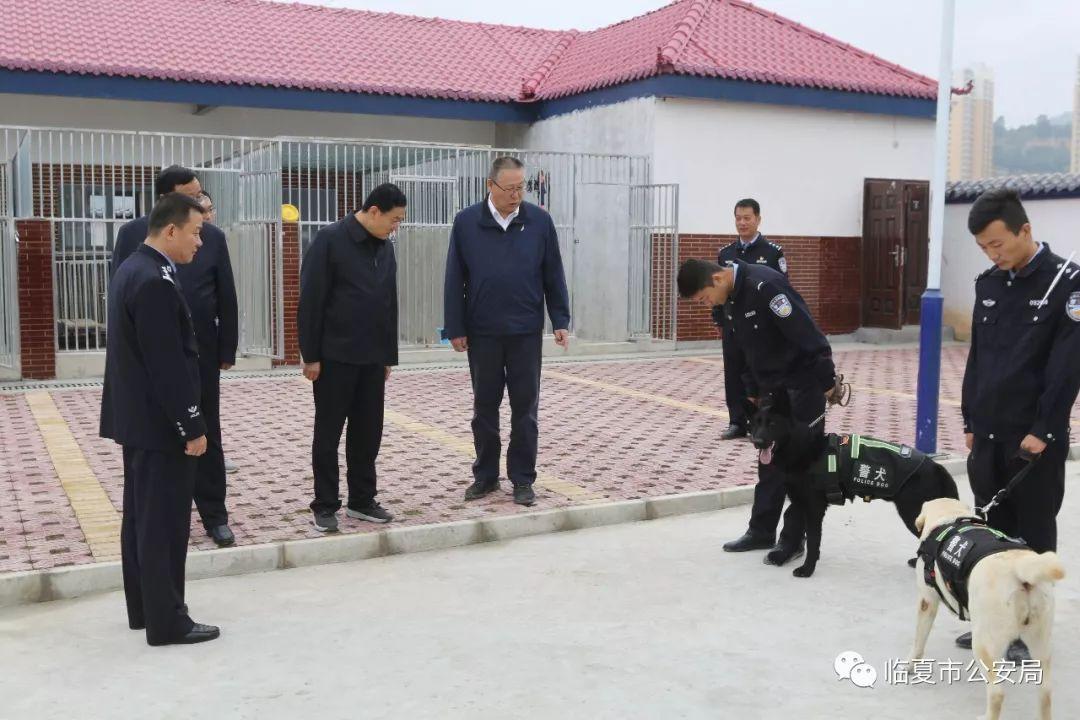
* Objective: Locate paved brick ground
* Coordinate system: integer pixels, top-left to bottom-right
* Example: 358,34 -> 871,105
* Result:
1,345 -> 1077,575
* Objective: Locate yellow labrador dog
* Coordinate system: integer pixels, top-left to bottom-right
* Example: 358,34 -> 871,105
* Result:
911,498 -> 1064,720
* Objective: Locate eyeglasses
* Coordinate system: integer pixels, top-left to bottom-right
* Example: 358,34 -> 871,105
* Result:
490,179 -> 526,196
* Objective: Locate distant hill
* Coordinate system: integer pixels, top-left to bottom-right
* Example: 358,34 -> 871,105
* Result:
993,114 -> 1071,175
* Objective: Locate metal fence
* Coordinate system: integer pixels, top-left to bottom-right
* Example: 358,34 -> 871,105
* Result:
0,161 -> 17,367
0,125 -> 671,360
630,184 -> 679,340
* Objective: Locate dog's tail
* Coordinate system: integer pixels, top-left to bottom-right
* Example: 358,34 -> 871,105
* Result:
1014,551 -> 1065,587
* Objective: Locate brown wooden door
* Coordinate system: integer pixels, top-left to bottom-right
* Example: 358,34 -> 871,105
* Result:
902,181 -> 930,325
862,180 -> 904,329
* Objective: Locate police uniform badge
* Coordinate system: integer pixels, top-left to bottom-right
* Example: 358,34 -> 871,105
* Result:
778,257 -> 787,273
1067,291 -> 1080,322
769,293 -> 793,318
160,265 -> 174,284
757,256 -> 767,264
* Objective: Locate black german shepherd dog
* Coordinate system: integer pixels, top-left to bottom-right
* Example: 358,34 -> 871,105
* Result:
747,391 -> 959,578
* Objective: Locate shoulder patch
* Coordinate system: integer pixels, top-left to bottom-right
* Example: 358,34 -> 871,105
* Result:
1067,291 -> 1080,323
769,293 -> 793,318
778,256 -> 788,273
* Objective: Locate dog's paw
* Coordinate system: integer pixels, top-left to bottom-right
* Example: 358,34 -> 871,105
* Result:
792,564 -> 816,578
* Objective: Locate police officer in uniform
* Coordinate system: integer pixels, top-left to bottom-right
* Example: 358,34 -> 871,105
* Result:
679,257 -> 837,566
111,166 -> 239,548
714,198 -> 787,440
100,193 -> 220,646
956,188 -> 1080,649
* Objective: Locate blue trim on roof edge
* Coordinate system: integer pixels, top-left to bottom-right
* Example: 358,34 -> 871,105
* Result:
0,68 -> 936,124
536,75 -> 937,120
946,188 -> 1080,204
0,69 -> 535,123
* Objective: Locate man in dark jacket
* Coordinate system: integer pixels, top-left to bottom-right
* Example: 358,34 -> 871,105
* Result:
714,198 -> 787,440
679,258 -> 837,566
111,166 -> 239,548
443,156 -> 571,507
299,183 -> 405,533
955,188 -> 1080,650
100,193 -> 220,646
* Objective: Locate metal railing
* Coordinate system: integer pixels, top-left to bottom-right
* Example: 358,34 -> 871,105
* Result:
0,125 -> 665,358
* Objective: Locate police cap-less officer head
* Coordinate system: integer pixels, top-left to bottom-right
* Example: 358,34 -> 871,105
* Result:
155,164 -> 202,200
677,258 -> 733,307
734,198 -> 761,242
968,189 -> 1036,272
147,193 -> 205,265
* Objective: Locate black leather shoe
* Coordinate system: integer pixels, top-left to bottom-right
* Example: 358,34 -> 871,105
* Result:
148,623 -> 220,646
513,485 -> 536,506
208,524 -> 235,547
955,631 -> 972,649
763,542 -> 805,566
172,623 -> 220,645
464,478 -> 500,500
722,532 -> 774,552
721,424 -> 748,440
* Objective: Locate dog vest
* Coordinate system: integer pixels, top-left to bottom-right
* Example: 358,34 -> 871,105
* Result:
811,434 -> 928,505
917,518 -> 1029,621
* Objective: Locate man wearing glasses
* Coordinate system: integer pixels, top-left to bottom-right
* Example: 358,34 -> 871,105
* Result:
443,156 -> 571,507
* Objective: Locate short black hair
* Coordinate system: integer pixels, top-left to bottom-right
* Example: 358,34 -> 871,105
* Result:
489,156 -> 524,181
967,189 -> 1029,235
734,198 -> 760,216
155,165 -> 199,198
148,193 -> 205,235
677,258 -> 724,299
362,183 -> 407,213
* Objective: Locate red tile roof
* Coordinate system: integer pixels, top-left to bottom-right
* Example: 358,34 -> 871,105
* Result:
0,0 -> 936,104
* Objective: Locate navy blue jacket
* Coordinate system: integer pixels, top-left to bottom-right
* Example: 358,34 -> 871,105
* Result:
443,199 -> 570,338
727,260 -> 835,396
112,217 -> 239,364
298,214 -> 399,367
100,244 -> 206,451
962,244 -> 1080,444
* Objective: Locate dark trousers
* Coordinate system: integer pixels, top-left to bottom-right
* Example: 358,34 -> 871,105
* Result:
310,360 -> 385,514
722,325 -> 748,428
193,347 -> 227,530
121,446 -> 196,645
467,334 -> 542,487
968,432 -> 1068,553
746,384 -> 824,546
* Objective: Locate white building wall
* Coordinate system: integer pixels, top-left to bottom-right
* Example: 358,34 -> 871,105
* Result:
652,98 -> 936,237
495,97 -> 656,157
942,197 -> 1080,339
0,95 -> 498,146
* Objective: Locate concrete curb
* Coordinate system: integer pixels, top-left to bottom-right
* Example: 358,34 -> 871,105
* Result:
0,484 -> 759,609
3,450 -> 1075,610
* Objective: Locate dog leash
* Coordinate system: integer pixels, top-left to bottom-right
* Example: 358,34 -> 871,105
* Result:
807,374 -> 853,429
974,451 -> 1040,519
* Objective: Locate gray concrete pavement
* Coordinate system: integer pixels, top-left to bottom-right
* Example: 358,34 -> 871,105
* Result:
1,467 -> 1077,720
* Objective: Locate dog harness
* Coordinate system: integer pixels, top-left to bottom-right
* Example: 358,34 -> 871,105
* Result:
811,434 -> 928,505
917,518 -> 1029,621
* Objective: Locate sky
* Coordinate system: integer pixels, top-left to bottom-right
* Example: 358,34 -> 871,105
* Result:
269,0 -> 1079,127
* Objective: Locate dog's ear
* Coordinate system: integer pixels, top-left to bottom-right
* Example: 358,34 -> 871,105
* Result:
743,399 -> 759,420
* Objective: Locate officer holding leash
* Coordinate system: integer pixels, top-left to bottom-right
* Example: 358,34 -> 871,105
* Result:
678,257 -> 845,566
958,188 -> 1080,649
